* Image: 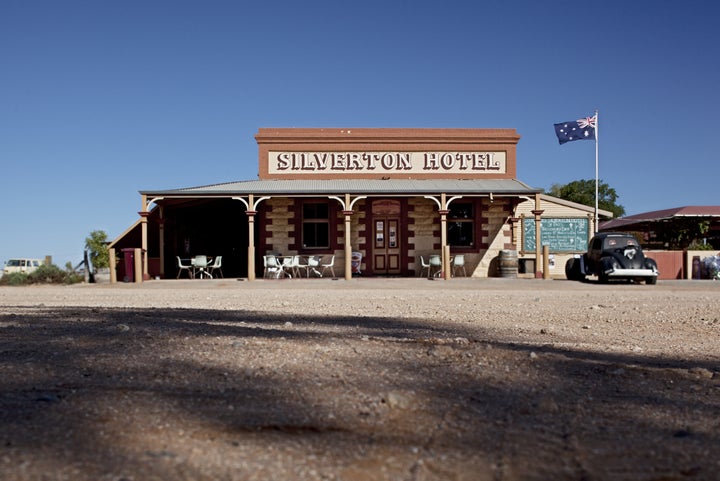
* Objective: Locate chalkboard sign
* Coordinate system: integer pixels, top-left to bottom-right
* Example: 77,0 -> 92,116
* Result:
523,217 -> 589,252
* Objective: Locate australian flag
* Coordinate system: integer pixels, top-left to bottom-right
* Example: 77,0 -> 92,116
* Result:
554,115 -> 596,144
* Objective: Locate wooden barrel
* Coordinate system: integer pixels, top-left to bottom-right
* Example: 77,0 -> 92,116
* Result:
499,250 -> 518,278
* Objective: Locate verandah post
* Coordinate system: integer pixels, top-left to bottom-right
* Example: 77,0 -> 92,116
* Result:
344,193 -> 352,281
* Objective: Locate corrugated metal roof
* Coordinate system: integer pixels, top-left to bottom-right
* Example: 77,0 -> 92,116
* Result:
141,178 -> 541,196
601,206 -> 720,230
539,194 -> 614,218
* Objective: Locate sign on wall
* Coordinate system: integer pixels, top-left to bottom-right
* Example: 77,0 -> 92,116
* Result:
523,217 -> 589,252
268,151 -> 507,175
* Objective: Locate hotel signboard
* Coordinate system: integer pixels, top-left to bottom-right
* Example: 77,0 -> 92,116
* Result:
268,151 -> 507,175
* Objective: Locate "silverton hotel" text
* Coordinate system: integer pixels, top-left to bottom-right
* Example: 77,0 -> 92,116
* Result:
269,151 -> 506,174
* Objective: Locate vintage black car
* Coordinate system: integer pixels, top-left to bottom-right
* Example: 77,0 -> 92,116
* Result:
565,232 -> 659,284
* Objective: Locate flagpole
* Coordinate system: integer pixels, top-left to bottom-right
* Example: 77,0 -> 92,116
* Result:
594,109 -> 599,233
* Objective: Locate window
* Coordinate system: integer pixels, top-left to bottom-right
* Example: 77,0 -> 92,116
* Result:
447,202 -> 474,247
302,202 -> 330,249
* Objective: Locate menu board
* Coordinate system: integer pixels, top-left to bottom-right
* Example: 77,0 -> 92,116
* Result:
523,217 -> 589,252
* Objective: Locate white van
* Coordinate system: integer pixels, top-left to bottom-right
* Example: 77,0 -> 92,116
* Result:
2,258 -> 44,276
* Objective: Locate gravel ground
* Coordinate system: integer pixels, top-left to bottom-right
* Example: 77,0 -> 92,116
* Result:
1,278 -> 719,481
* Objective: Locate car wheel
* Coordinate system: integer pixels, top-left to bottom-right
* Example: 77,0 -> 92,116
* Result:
646,276 -> 657,285
598,272 -> 609,283
565,258 -> 578,280
565,258 -> 576,280
565,258 -> 586,281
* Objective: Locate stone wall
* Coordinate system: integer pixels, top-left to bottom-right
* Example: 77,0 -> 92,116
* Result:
475,198 -> 513,277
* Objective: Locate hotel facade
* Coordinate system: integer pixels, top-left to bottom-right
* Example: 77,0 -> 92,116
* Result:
109,128 -> 606,282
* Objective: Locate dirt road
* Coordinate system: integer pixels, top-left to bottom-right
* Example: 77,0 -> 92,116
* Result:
1,278 -> 719,480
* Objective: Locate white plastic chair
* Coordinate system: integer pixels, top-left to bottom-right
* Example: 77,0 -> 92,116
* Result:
429,254 -> 442,278
264,255 -> 281,278
320,255 -> 335,278
207,256 -> 223,278
290,255 -> 305,278
418,256 -> 431,278
280,256 -> 294,278
176,256 -> 194,279
452,254 -> 466,277
306,255 -> 322,277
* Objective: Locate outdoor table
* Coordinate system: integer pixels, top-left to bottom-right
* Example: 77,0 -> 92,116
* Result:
192,255 -> 213,279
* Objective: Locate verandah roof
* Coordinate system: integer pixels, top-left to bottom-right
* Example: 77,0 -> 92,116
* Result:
140,178 -> 541,197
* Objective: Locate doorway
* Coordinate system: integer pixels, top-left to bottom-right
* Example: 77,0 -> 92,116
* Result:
371,199 -> 402,275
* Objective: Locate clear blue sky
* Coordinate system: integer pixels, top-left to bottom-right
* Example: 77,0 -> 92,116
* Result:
2,0 -> 718,267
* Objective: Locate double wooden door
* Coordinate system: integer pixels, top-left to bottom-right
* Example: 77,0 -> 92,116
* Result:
371,200 -> 402,275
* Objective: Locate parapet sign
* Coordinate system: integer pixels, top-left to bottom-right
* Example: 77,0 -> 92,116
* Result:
268,151 -> 506,175
255,128 -> 519,180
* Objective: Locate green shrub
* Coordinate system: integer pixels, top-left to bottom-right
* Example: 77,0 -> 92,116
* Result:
65,271 -> 84,284
687,241 -> 716,251
28,264 -> 67,284
1,265 -> 84,286
0,272 -> 30,286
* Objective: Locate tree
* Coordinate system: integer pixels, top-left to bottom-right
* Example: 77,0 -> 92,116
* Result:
85,230 -> 109,271
548,179 -> 626,218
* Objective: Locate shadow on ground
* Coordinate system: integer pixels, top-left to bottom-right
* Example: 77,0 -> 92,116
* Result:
1,306 -> 718,480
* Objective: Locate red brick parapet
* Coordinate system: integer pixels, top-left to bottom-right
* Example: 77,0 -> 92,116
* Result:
255,128 -> 519,180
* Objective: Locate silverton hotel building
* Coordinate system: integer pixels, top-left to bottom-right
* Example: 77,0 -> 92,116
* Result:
109,128 -> 607,282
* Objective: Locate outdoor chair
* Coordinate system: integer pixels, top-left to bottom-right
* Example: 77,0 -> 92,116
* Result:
320,255 -> 335,278
263,255 -> 281,278
452,254 -> 466,277
418,256 -> 431,277
284,256 -> 296,278
291,255 -> 305,278
306,255 -> 322,277
207,256 -> 223,278
429,254 -> 442,277
176,256 -> 194,279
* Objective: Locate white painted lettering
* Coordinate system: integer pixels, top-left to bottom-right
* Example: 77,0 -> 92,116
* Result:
397,153 -> 411,169
441,153 -> 454,169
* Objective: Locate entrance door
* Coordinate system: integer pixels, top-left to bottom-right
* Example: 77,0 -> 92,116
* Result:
372,200 -> 402,275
